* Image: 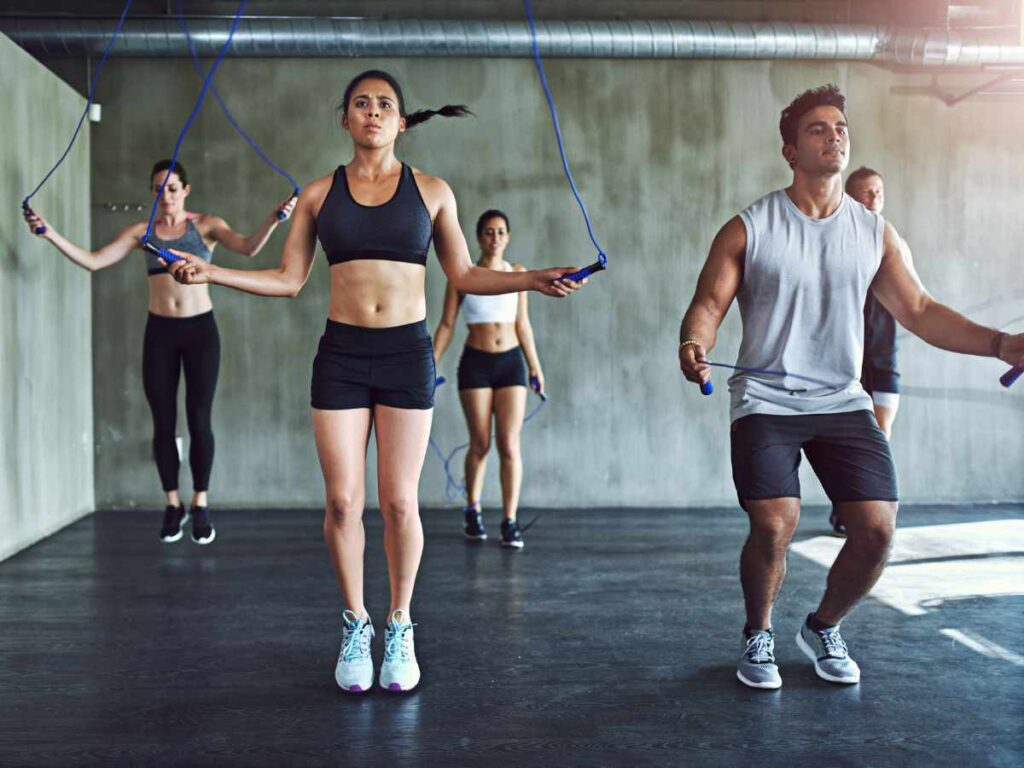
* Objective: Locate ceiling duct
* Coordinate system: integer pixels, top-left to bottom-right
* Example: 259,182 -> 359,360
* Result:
3,16 -> 1024,67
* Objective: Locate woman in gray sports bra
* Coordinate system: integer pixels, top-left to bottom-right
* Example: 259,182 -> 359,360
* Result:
161,70 -> 585,694
24,159 -> 294,545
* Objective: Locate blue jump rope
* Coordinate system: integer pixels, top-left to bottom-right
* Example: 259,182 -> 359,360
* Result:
22,0 -> 135,233
140,0 -> 248,263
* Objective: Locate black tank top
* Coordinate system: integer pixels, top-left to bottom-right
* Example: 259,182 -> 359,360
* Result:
316,163 -> 432,267
863,292 -> 898,371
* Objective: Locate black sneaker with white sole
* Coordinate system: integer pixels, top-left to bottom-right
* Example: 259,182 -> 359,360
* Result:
191,506 -> 216,545
159,504 -> 189,543
500,519 -> 524,549
464,505 -> 487,541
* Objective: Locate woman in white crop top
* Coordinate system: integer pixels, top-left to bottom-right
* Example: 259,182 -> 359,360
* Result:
433,210 -> 545,549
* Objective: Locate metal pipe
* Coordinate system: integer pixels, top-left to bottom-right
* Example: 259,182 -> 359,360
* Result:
3,16 -> 1024,67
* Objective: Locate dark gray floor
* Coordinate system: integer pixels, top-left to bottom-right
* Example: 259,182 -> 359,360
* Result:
1,504 -> 1022,767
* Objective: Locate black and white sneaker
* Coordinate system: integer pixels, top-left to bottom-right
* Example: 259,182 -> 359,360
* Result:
500,519 -> 524,549
829,509 -> 847,538
191,506 -> 216,545
464,504 -> 487,541
159,504 -> 189,543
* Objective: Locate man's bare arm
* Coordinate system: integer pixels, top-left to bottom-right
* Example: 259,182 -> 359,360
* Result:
871,221 -> 1021,364
678,216 -> 746,387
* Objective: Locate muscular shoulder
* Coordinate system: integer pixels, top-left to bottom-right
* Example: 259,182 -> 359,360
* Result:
188,212 -> 224,236
715,215 -> 747,252
409,168 -> 453,212
298,172 -> 338,217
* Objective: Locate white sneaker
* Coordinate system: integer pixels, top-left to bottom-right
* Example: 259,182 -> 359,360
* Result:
379,609 -> 420,692
335,610 -> 374,693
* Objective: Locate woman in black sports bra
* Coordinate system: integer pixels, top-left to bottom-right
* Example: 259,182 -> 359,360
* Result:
164,70 -> 585,693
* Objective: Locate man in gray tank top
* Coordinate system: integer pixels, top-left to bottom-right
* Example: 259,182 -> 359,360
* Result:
677,84 -> 1024,690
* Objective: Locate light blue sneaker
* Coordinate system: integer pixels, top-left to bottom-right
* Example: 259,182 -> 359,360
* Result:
736,629 -> 782,689
796,619 -> 861,684
335,610 -> 374,693
379,609 -> 420,692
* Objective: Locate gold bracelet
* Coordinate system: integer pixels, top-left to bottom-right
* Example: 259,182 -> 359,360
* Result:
679,339 -> 702,350
991,331 -> 1007,359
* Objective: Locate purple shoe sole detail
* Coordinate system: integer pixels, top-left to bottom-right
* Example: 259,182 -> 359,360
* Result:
346,685 -> 363,692
388,683 -> 403,691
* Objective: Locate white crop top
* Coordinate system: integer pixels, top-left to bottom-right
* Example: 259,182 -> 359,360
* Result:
461,264 -> 520,324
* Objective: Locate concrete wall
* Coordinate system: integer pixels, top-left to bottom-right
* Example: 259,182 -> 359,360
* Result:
78,56 -> 1022,509
0,34 -> 93,561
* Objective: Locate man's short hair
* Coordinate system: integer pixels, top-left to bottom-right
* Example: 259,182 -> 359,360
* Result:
779,84 -> 847,147
845,166 -> 883,194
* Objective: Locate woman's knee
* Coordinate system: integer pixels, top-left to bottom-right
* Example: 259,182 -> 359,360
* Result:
324,492 -> 364,528
495,434 -> 521,462
468,435 -> 491,460
379,493 -> 420,526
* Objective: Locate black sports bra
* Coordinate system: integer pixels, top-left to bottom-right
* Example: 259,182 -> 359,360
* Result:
316,163 -> 432,267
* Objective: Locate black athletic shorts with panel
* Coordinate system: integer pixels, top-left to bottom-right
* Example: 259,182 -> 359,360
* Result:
730,410 -> 898,508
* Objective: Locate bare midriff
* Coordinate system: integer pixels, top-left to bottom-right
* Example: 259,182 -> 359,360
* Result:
147,274 -> 214,318
328,260 -> 427,327
466,322 -> 519,353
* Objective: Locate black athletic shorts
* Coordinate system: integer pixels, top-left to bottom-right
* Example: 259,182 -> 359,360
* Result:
310,319 -> 435,410
730,410 -> 898,506
457,345 -> 528,390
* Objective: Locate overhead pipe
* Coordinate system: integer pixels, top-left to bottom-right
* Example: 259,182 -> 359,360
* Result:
3,17 -> 1024,67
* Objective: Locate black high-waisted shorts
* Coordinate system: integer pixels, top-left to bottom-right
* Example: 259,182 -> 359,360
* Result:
311,319 -> 435,410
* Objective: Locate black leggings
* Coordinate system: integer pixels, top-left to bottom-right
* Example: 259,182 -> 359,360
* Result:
142,311 -> 220,492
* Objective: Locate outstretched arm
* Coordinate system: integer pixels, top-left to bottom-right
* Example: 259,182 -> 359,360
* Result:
202,195 -> 297,258
678,216 -> 746,387
163,186 -> 317,297
24,208 -> 142,272
871,222 -> 1024,366
430,180 -> 583,298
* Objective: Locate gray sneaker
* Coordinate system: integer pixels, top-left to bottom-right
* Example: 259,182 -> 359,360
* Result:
796,620 -> 861,684
736,629 -> 782,689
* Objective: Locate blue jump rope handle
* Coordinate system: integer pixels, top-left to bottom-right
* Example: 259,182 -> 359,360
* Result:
700,380 -> 714,396
529,375 -> 548,401
1001,365 -> 1023,388
435,376 -> 447,389
140,238 -> 181,263
563,255 -> 608,283
276,188 -> 300,221
22,201 -> 46,235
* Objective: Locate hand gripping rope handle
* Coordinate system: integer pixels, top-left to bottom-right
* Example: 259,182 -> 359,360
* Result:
1001,365 -> 1023,388
532,376 -> 548,403
277,195 -> 299,221
140,238 -> 180,264
564,253 -> 608,283
22,201 -> 46,235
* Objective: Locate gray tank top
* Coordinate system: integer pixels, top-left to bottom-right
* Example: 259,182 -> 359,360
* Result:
144,218 -> 212,276
729,190 -> 884,422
